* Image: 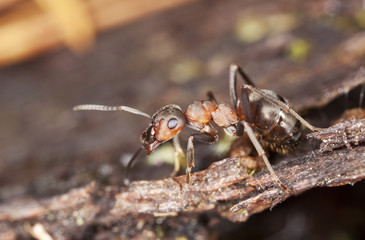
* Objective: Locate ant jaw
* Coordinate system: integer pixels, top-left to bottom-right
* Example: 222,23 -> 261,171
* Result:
143,140 -> 163,155
141,124 -> 163,154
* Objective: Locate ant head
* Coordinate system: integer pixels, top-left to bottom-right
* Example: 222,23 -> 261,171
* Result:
141,104 -> 185,154
73,103 -> 185,154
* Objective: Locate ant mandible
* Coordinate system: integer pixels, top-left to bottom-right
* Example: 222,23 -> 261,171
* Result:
74,64 -> 320,189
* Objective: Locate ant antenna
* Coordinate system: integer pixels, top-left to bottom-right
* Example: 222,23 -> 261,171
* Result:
123,147 -> 143,185
73,104 -> 151,118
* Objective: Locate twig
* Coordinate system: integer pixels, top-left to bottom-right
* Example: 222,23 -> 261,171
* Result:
0,121 -> 364,238
307,118 -> 365,152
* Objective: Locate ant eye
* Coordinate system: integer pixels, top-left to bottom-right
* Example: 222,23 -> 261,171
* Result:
167,118 -> 178,129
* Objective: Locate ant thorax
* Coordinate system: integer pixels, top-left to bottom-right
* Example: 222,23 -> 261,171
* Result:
184,100 -> 239,136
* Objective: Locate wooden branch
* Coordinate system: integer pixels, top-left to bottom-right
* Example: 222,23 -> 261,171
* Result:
307,118 -> 365,153
0,120 -> 364,238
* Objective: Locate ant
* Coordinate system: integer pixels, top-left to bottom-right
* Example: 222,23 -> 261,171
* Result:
73,64 -> 320,189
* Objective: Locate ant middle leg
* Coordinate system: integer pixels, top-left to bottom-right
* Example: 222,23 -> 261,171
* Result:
236,90 -> 286,188
186,133 -> 218,184
240,121 -> 288,191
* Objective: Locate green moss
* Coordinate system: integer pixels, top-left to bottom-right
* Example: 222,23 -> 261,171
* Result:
76,216 -> 84,226
146,144 -> 175,166
214,134 -> 237,157
169,59 -> 203,83
175,236 -> 188,240
155,226 -> 164,238
355,10 -> 365,29
235,17 -> 269,43
234,13 -> 299,43
248,169 -> 256,176
238,209 -> 249,216
286,38 -> 311,62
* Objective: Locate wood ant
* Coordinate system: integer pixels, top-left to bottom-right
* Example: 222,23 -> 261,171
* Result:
73,64 -> 320,189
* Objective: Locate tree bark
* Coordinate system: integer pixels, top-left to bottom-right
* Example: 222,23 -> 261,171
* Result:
1,120 -> 364,239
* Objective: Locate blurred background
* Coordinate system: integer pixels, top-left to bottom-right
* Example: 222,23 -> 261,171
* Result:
0,0 -> 364,239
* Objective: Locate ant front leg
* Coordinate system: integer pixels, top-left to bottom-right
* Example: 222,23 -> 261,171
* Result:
186,133 -> 218,184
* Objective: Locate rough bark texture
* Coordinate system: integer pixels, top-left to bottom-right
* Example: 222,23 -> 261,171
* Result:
0,129 -> 364,239
308,118 -> 365,152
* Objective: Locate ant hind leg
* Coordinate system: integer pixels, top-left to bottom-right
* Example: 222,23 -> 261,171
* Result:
241,121 -> 288,192
242,84 -> 321,132
229,64 -> 320,131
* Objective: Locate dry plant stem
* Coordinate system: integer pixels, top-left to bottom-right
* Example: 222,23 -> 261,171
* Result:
0,122 -> 364,234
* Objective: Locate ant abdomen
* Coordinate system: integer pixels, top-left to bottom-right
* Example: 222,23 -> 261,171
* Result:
239,89 -> 303,154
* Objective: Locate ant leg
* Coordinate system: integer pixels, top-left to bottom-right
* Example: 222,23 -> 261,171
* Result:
241,121 -> 288,191
236,121 -> 244,136
186,133 -> 217,184
123,147 -> 143,185
240,86 -> 254,124
242,84 -> 321,132
207,91 -> 218,104
229,65 -> 239,109
171,135 -> 185,177
229,64 -> 256,109
229,64 -> 318,131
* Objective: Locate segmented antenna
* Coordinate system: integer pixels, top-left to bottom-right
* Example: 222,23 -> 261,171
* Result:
73,104 -> 151,118
123,147 -> 143,185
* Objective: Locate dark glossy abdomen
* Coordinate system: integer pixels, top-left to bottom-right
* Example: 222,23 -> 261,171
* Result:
247,90 -> 303,154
